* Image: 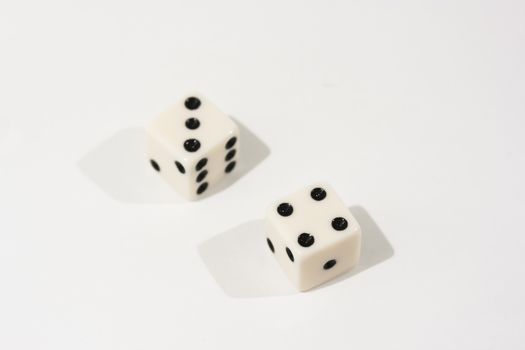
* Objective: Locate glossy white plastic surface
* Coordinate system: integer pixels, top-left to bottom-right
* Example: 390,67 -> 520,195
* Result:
265,183 -> 361,291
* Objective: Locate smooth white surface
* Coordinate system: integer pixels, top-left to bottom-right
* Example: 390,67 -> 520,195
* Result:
1,1 -> 524,349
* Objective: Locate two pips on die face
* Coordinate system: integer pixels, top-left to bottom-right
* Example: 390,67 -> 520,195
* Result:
147,94 -> 240,200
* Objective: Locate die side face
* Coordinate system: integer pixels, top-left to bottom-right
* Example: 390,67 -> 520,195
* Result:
146,94 -> 239,200
147,135 -> 193,198
265,183 -> 361,291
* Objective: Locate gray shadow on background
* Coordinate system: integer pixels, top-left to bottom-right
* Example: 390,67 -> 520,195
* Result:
0,119 -> 10,144
199,219 -> 297,298
77,120 -> 269,203
78,127 -> 181,203
198,206 -> 393,298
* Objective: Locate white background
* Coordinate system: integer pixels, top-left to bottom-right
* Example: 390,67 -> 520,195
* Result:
1,0 -> 525,349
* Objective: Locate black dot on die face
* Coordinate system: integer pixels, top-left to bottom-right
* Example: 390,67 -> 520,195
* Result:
286,247 -> 295,262
184,138 -> 201,152
185,117 -> 200,130
224,161 -> 236,173
196,182 -> 208,195
297,233 -> 315,247
311,187 -> 327,201
196,170 -> 208,183
150,159 -> 160,172
332,217 -> 348,231
195,158 -> 208,171
225,136 -> 237,149
184,97 -> 201,110
225,149 -> 236,161
174,161 -> 185,174
277,203 -> 294,217
266,238 -> 275,253
323,259 -> 337,270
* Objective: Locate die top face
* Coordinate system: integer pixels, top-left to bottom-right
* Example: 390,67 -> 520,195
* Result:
266,183 -> 360,261
147,93 -> 238,166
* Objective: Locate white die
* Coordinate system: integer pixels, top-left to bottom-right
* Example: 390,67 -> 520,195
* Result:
265,183 -> 361,291
146,94 -> 239,200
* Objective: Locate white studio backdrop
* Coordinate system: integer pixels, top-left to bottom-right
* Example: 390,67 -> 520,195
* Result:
1,1 -> 524,349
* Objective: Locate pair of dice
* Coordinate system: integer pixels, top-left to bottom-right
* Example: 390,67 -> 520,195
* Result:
146,94 -> 361,291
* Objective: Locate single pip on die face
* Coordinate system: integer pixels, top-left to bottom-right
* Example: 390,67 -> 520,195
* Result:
147,94 -> 239,200
265,183 -> 361,291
